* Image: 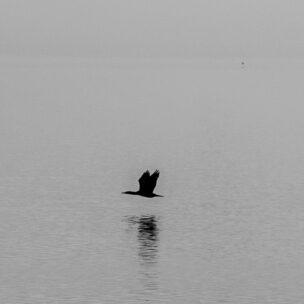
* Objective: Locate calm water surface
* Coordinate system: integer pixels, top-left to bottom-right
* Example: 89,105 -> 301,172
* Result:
1,60 -> 304,303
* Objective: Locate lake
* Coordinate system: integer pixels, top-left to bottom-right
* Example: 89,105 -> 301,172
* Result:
1,59 -> 304,303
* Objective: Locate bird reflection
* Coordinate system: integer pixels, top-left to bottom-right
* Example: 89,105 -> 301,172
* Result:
125,215 -> 159,263
125,215 -> 160,295
137,215 -> 159,263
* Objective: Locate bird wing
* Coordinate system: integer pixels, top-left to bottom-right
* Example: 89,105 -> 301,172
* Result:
145,170 -> 159,194
138,170 -> 151,192
148,170 -> 160,193
138,170 -> 160,194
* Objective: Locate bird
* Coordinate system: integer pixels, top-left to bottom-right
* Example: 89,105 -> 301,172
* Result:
122,170 -> 163,198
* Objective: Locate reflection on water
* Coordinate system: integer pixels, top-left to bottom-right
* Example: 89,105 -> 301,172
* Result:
125,215 -> 159,294
125,215 -> 159,264
137,216 -> 159,264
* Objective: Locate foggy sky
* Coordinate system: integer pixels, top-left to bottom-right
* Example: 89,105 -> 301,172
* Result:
1,0 -> 303,59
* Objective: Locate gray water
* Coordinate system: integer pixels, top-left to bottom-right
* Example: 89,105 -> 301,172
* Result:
1,60 -> 304,303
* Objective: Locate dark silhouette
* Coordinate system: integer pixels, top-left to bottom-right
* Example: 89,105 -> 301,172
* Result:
122,170 -> 163,198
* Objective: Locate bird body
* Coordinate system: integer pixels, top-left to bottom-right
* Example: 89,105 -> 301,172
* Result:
123,170 -> 163,198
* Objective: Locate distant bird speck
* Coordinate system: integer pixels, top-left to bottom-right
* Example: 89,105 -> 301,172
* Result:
122,170 -> 163,198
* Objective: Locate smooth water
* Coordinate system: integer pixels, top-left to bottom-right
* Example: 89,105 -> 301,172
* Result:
1,60 -> 304,303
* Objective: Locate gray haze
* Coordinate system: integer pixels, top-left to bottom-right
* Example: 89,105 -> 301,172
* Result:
2,1 -> 304,302
1,60 -> 304,303
1,0 -> 304,58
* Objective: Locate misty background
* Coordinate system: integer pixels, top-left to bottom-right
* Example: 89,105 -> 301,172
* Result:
1,2 -> 304,304
1,0 -> 304,59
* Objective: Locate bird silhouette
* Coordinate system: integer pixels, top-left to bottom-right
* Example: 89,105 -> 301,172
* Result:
122,170 -> 163,198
